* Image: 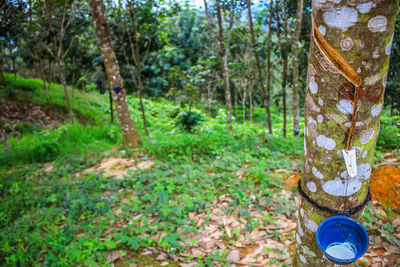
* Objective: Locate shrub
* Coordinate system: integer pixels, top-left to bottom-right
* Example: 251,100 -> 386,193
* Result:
175,109 -> 203,132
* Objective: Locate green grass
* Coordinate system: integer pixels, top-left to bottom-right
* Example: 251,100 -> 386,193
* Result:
0,75 -> 398,265
3,73 -> 109,124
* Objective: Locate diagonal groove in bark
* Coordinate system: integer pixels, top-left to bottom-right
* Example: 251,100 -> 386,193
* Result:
312,14 -> 363,149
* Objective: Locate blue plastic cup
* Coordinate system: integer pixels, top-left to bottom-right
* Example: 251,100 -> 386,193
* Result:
316,216 -> 369,265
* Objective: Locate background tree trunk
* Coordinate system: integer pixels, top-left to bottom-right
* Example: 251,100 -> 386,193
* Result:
56,57 -> 75,123
247,0 -> 272,134
0,64 -> 8,95
265,0 -> 273,134
127,4 -> 149,137
242,87 -> 246,122
294,1 -> 399,265
37,56 -> 50,105
275,1 -> 289,138
216,0 -> 233,125
234,85 -> 238,120
282,58 -> 287,138
109,88 -> 114,123
89,0 -> 141,147
291,0 -> 303,137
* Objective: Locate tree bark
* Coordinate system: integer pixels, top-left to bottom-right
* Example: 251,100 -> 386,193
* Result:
294,1 -> 399,265
127,3 -> 149,137
249,88 -> 253,123
47,60 -> 52,91
109,88 -> 114,123
216,0 -> 233,125
282,58 -> 287,138
56,56 -> 75,123
234,85 -> 238,121
242,86 -> 246,123
89,0 -> 141,147
12,56 -> 16,80
247,0 -> 272,133
275,2 -> 288,138
0,64 -> 8,95
37,56 -> 50,105
265,0 -> 273,134
291,0 -> 303,137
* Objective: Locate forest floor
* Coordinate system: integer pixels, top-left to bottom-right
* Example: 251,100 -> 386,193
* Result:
0,75 -> 399,266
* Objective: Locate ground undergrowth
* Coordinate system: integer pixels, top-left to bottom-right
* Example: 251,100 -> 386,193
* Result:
0,75 -> 399,266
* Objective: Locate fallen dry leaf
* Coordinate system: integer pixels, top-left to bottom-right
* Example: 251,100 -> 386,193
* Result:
105,250 -> 121,262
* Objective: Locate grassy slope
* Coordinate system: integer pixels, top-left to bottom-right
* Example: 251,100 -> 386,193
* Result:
0,75 -> 399,265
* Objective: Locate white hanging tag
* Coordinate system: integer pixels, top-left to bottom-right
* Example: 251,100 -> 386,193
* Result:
342,149 -> 357,178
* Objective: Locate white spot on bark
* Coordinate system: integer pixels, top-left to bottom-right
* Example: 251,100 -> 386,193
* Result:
312,167 -> 324,179
371,103 -> 382,117
357,67 -> 361,73
322,177 -> 362,196
344,121 -> 364,128
304,217 -> 319,232
372,47 -> 380,58
308,116 -> 317,126
340,162 -> 371,180
337,99 -> 354,114
304,138 -> 307,155
365,74 -> 381,86
361,128 -> 375,144
318,25 -> 326,35
316,135 -> 336,150
317,115 -> 323,123
300,254 -> 307,263
362,151 -> 368,158
383,74 -> 388,87
296,233 -> 302,245
386,34 -> 394,55
318,98 -> 324,106
306,180 -> 317,192
298,218 -> 304,236
368,16 -> 388,32
357,164 -> 372,180
357,2 -> 375,13
309,76 -> 318,94
340,38 -> 353,51
323,7 -> 358,31
300,208 -> 304,217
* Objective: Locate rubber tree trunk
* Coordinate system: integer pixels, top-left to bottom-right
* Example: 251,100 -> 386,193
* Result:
234,85 -> 238,120
242,87 -> 246,122
56,58 -> 75,123
109,88 -> 114,123
0,102 -> 10,150
0,64 -> 8,95
291,0 -> 303,137
247,0 -> 272,134
282,57 -> 287,138
265,0 -> 273,134
294,1 -> 399,265
89,0 -> 141,147
38,57 -> 50,105
216,0 -> 233,125
132,19 -> 149,137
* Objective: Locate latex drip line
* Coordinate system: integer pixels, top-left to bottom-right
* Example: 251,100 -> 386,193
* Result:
298,180 -> 371,216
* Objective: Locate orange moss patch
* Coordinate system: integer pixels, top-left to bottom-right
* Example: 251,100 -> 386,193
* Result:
370,166 -> 400,209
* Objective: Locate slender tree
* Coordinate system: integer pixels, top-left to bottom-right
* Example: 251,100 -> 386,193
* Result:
247,0 -> 272,134
275,0 -> 290,138
291,0 -> 303,137
42,0 -> 76,123
204,0 -> 235,125
89,0 -> 142,147
294,1 -> 399,265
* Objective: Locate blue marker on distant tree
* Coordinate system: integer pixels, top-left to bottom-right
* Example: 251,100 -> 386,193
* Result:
114,87 -> 121,94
